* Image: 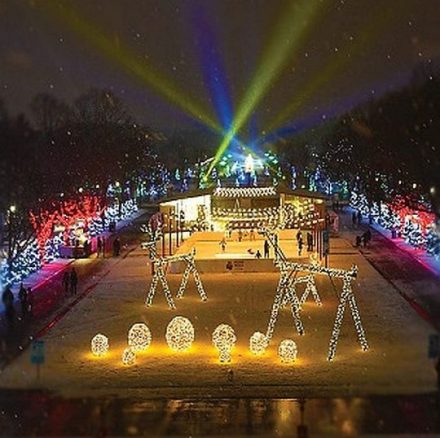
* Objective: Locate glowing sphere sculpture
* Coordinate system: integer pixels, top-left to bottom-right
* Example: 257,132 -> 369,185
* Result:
212,324 -> 236,363
122,347 -> 136,365
249,331 -> 268,356
128,323 -> 152,352
278,339 -> 298,363
91,333 -> 109,356
166,316 -> 194,352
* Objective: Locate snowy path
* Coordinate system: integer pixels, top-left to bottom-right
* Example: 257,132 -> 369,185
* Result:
0,232 -> 435,398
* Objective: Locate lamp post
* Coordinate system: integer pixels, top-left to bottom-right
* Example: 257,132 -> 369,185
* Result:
7,205 -> 16,261
176,205 -> 180,248
161,214 -> 166,257
168,213 -> 172,255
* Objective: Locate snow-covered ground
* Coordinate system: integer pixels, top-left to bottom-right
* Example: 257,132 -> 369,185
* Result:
0,236 -> 435,398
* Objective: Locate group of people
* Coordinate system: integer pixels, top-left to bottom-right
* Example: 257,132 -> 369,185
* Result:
296,230 -> 314,256
2,282 -> 33,330
355,228 -> 372,248
62,268 -> 79,295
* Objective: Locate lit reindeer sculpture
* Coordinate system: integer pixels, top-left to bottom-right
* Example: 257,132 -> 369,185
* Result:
259,226 -> 368,361
141,225 -> 207,310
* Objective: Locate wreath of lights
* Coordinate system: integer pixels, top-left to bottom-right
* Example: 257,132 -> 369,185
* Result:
213,187 -> 277,198
249,331 -> 268,356
91,333 -> 109,356
166,316 -> 195,352
212,324 -> 237,363
278,339 -> 298,363
128,323 -> 152,352
261,227 -> 368,361
142,227 -> 207,308
121,347 -> 136,365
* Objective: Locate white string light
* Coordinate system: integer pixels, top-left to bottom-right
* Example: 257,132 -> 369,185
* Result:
128,323 -> 152,352
166,316 -> 195,352
121,347 -> 136,365
260,227 -> 369,361
91,333 -> 109,356
212,324 -> 237,363
142,228 -> 207,307
249,331 -> 268,355
278,339 -> 298,363
213,187 -> 277,198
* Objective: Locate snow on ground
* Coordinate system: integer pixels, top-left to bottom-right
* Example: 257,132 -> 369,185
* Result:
0,236 -> 435,398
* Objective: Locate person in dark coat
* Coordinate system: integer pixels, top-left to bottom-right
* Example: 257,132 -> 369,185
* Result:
70,268 -> 78,295
2,287 -> 15,329
264,240 -> 270,258
62,270 -> 70,294
113,237 -> 121,257
298,237 -> 304,256
97,236 -> 102,257
306,232 -> 313,252
352,212 -> 357,227
18,282 -> 28,319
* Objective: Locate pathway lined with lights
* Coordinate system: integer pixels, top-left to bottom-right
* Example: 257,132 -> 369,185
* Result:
338,210 -> 440,331
0,214 -> 147,369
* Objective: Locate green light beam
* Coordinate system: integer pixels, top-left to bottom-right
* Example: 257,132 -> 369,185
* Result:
265,5 -> 397,132
208,0 -> 324,175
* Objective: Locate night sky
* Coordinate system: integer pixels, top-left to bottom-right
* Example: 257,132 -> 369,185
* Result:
1,0 -> 439,139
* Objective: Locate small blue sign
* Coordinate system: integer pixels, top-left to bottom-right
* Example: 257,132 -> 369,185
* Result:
30,340 -> 45,365
429,334 -> 440,359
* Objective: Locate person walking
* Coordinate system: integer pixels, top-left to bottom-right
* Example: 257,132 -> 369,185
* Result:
219,237 -> 227,253
2,287 -> 15,330
113,237 -> 121,257
298,236 -> 304,256
18,282 -> 28,320
238,230 -> 243,243
70,268 -> 78,295
306,232 -> 313,252
352,211 -> 357,227
97,236 -> 102,257
296,229 -> 303,243
264,240 -> 270,258
62,270 -> 70,294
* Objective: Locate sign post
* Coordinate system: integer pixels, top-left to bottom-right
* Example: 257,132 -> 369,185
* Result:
30,339 -> 45,381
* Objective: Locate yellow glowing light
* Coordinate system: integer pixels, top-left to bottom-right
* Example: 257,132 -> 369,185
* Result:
91,333 -> 109,356
212,324 -> 236,363
121,347 -> 136,365
249,331 -> 268,356
278,339 -> 297,363
166,316 -> 195,352
128,323 -> 152,352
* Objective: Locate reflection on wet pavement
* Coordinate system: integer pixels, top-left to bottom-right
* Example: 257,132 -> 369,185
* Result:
0,391 -> 439,436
